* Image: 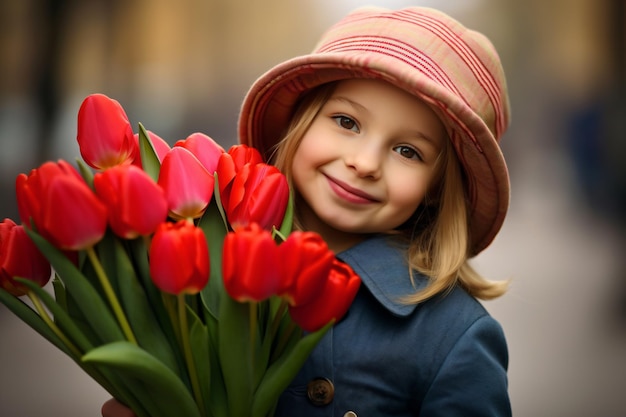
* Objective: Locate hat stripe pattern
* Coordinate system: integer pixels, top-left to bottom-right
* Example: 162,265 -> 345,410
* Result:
400,10 -> 507,138
319,36 -> 462,96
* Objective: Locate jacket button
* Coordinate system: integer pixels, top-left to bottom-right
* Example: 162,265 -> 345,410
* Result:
306,378 -> 334,406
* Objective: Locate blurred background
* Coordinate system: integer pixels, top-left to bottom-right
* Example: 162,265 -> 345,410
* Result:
1,0 -> 625,415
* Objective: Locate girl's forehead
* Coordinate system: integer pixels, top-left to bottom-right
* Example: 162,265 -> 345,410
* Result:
326,79 -> 447,145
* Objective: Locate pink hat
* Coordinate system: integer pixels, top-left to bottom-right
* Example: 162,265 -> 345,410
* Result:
238,6 -> 511,255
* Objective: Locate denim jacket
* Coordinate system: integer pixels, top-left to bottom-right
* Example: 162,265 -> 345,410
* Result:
274,235 -> 511,417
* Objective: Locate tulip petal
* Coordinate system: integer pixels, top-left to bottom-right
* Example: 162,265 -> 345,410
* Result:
174,133 -> 224,173
158,147 -> 214,219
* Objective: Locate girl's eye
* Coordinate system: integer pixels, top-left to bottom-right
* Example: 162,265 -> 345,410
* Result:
332,115 -> 359,133
393,145 -> 421,161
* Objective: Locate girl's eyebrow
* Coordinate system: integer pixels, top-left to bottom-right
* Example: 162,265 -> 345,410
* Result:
327,96 -> 368,113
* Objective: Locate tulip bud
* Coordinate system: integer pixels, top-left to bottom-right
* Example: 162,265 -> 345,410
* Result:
0,219 -> 51,296
174,133 -> 224,174
149,220 -> 209,295
94,165 -> 168,239
77,93 -> 137,170
222,223 -> 282,302
157,147 -> 214,219
278,231 -> 334,306
288,259 -> 361,332
16,160 -> 108,250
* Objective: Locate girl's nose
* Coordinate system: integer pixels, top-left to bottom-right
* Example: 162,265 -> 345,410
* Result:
344,142 -> 382,179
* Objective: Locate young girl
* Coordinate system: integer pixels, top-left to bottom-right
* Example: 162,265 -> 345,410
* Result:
103,6 -> 512,417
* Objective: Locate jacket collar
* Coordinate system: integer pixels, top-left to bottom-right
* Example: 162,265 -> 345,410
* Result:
337,235 -> 426,317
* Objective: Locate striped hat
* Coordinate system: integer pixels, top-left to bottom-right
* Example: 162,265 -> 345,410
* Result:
238,6 -> 510,255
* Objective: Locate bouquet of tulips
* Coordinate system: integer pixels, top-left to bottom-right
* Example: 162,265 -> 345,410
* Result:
0,94 -> 361,417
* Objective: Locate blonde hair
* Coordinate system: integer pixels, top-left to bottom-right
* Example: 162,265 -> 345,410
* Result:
270,83 -> 508,304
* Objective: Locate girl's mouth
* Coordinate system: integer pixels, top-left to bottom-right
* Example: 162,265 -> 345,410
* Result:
325,175 -> 380,204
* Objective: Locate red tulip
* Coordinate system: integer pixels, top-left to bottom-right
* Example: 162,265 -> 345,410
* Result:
222,223 -> 282,302
216,145 -> 264,194
77,93 -> 137,170
220,162 -> 289,230
16,160 -> 108,250
133,130 -> 171,165
174,133 -> 224,174
0,219 -> 51,297
94,165 -> 168,238
288,259 -> 361,332
157,147 -> 214,219
278,231 -> 334,306
149,220 -> 209,295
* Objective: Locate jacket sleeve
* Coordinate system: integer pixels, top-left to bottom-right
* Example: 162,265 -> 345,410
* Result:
419,315 -> 512,417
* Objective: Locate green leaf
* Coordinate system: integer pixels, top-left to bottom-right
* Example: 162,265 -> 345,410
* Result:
251,322 -> 333,417
0,288 -> 73,357
17,278 -> 94,354
112,237 -> 182,376
76,158 -> 95,188
83,341 -> 202,417
198,197 -> 228,319
0,287 -> 149,416
25,229 -> 125,343
189,311 -> 212,417
218,297 -> 254,417
138,122 -> 161,182
94,232 -> 121,296
211,173 -> 229,230
52,277 -> 67,313
278,188 -> 294,237
127,237 -> 188,372
206,314 -> 229,417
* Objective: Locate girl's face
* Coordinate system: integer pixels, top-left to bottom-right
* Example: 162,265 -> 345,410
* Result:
291,79 -> 446,252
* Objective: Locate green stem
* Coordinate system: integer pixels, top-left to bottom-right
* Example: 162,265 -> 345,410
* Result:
270,319 -> 298,364
249,302 -> 258,372
162,293 -> 181,341
86,246 -> 138,344
178,293 -> 205,413
267,299 -> 288,345
27,290 -> 82,358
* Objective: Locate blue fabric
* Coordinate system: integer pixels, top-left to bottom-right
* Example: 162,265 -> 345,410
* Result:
274,235 -> 511,417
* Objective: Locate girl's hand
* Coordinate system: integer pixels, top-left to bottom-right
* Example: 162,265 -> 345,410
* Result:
101,398 -> 136,417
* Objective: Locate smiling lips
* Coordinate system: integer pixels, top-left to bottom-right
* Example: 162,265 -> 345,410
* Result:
325,175 -> 380,204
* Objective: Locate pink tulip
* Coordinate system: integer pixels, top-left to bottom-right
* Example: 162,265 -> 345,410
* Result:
16,160 -> 108,250
149,220 -> 209,295
77,93 -> 137,170
0,218 -> 51,297
174,133 -> 224,174
94,165 -> 168,238
157,147 -> 214,219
